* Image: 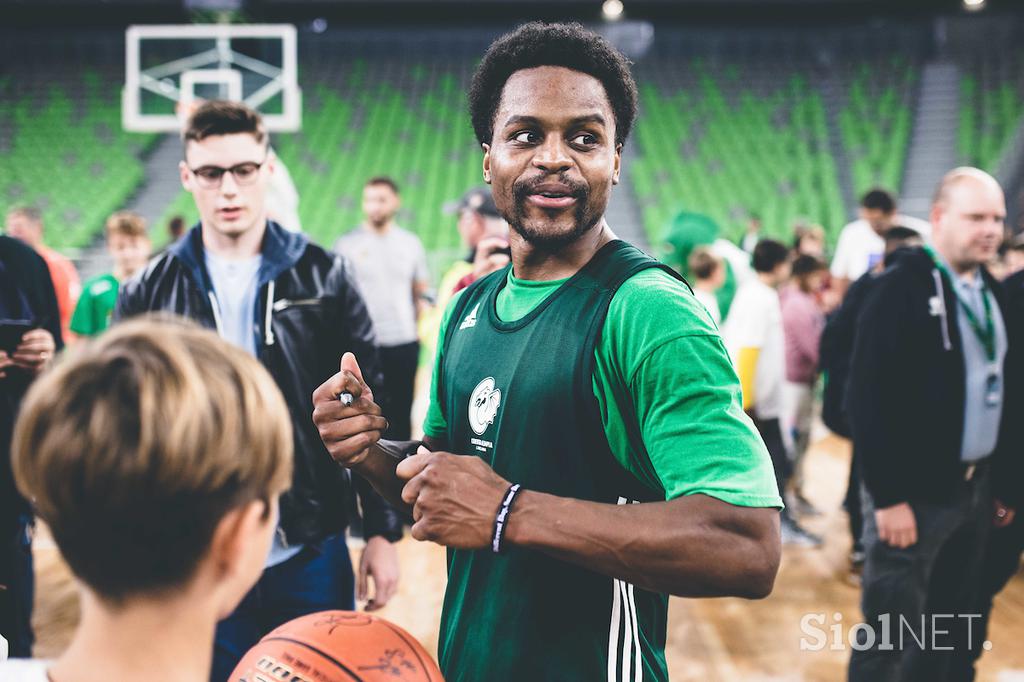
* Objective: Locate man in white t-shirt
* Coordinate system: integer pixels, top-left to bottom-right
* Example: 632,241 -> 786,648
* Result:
336,177 -> 430,441
830,188 -> 931,296
724,239 -> 820,547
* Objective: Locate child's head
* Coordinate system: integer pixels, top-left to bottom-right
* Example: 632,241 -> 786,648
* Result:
105,211 -> 151,280
688,246 -> 724,289
13,317 -> 292,616
791,254 -> 828,294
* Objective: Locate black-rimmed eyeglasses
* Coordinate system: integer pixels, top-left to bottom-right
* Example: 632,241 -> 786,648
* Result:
188,160 -> 266,189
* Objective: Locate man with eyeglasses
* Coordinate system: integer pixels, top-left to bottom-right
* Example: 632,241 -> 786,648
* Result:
114,100 -> 403,681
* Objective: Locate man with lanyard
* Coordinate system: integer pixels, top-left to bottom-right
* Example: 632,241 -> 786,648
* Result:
949,249 -> 1024,679
313,22 -> 782,682
848,167 -> 1020,681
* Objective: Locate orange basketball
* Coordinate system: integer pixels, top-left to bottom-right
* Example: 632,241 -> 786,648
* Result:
228,610 -> 444,682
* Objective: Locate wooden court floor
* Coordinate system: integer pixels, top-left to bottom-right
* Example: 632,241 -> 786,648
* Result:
31,431 -> 1024,680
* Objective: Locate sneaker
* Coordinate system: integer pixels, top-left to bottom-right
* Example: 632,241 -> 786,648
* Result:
781,516 -> 824,548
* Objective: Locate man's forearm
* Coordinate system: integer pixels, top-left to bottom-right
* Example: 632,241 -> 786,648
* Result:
504,491 -> 780,599
413,281 -> 429,321
353,442 -> 414,515
354,472 -> 405,541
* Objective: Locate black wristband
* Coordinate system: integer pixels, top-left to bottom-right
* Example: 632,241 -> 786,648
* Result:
374,439 -> 424,461
492,483 -> 522,554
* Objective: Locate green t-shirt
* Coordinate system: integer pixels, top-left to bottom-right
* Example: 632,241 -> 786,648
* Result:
423,266 -> 782,508
70,273 -> 119,337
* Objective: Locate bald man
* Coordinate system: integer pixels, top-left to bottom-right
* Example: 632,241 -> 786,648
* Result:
846,168 -> 1019,681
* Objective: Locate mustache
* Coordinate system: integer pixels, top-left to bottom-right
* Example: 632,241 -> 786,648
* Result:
512,175 -> 588,203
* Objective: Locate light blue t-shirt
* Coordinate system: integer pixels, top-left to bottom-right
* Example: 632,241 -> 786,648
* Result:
204,251 -> 302,568
951,269 -> 1008,462
205,251 -> 261,356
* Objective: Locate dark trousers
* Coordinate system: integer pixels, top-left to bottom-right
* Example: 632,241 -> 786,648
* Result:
752,416 -> 789,502
0,512 -> 34,655
848,468 -> 992,682
380,341 -> 419,442
0,514 -> 34,658
947,510 -> 1024,681
845,448 -> 865,552
211,533 -> 355,681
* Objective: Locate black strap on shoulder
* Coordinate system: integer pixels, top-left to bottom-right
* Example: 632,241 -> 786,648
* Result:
576,240 -> 692,501
585,239 -> 691,295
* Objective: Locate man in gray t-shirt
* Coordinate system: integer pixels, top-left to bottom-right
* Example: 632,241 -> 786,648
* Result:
336,176 -> 429,440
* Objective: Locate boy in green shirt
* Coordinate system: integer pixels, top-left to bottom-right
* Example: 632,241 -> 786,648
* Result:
70,212 -> 150,337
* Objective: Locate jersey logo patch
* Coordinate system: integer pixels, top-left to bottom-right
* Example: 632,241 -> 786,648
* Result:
90,280 -> 114,295
459,303 -> 480,330
469,377 -> 501,436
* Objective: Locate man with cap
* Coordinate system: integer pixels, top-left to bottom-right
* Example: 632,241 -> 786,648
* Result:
438,187 -> 511,301
420,188 -> 511,386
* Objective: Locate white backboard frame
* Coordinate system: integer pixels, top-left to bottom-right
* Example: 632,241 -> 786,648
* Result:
123,23 -> 301,133
180,68 -> 243,104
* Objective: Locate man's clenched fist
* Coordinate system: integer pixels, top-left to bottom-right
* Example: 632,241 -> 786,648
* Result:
312,352 -> 389,467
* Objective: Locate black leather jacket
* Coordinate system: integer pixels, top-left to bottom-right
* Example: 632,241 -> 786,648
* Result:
115,222 -> 403,545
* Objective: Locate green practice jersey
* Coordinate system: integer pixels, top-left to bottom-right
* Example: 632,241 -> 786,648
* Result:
70,273 -> 119,337
424,241 -> 780,681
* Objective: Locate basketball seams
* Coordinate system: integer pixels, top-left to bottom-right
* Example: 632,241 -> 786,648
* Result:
244,612 -> 441,681
377,619 -> 435,681
260,636 -> 365,682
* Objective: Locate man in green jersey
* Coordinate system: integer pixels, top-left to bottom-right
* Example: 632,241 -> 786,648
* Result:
313,22 -> 782,681
70,211 -> 150,338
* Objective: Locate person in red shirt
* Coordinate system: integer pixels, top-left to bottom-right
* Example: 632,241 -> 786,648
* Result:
5,207 -> 81,342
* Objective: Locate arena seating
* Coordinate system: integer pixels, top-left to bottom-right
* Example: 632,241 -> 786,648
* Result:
271,60 -> 482,251
958,50 -> 1024,173
838,57 -> 916,197
630,60 -> 846,246
153,190 -> 198,248
0,70 -> 156,251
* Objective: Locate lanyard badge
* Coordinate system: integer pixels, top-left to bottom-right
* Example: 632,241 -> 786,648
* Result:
986,364 -> 1002,409
924,246 -> 1001,410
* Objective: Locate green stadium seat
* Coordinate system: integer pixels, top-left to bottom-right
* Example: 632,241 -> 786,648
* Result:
631,62 -> 846,245
958,52 -> 1024,173
0,71 -> 157,252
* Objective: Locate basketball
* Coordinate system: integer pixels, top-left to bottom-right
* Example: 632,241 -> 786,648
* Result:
228,610 -> 444,682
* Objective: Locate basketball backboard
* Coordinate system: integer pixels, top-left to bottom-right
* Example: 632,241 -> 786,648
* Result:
123,23 -> 301,133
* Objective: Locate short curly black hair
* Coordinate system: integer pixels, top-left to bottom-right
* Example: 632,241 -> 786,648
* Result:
469,22 -> 638,147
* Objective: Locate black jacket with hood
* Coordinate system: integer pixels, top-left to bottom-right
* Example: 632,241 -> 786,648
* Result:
849,246 -> 1021,510
115,222 -> 403,546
